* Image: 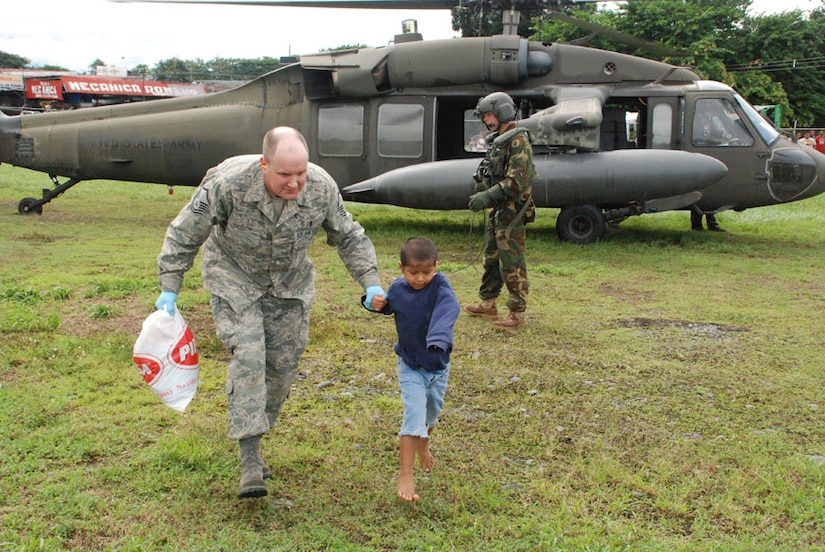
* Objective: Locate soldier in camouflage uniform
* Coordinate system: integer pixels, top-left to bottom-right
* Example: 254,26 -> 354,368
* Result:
466,92 -> 537,330
155,127 -> 385,498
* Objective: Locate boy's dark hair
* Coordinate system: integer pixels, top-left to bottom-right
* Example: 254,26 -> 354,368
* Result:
400,237 -> 438,266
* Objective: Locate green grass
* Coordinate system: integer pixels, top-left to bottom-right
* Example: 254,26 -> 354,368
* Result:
1,163 -> 824,551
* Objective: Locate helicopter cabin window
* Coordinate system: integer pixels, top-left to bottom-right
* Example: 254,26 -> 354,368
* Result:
318,105 -> 364,157
651,104 -> 672,149
692,98 -> 754,147
464,110 -> 489,152
377,104 -> 424,158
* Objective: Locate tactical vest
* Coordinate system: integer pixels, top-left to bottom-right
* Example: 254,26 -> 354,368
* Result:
487,127 -> 537,224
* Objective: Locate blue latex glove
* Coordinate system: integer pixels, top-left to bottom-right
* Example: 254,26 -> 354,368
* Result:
363,285 -> 386,311
155,291 -> 178,316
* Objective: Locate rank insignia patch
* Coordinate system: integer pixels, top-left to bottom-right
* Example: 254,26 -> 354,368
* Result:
191,187 -> 210,215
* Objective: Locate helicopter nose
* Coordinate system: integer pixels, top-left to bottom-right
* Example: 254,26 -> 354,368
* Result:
767,146 -> 825,202
808,148 -> 825,199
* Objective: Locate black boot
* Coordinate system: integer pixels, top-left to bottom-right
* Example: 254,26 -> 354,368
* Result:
706,214 -> 726,232
690,210 -> 703,231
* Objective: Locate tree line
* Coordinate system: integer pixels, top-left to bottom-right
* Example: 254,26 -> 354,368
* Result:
0,51 -> 293,84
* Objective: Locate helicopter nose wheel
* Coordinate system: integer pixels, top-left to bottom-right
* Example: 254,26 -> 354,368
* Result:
556,204 -> 606,244
18,197 -> 44,215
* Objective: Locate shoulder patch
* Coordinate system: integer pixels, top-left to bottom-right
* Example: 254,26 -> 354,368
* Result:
336,195 -> 348,218
190,187 -> 210,215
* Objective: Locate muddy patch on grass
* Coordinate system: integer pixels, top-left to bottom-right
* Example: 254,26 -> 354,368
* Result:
619,317 -> 750,338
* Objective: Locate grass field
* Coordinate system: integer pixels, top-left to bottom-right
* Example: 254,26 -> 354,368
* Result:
1,163 -> 824,551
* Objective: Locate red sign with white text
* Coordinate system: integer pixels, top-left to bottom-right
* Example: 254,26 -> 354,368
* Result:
26,75 -> 207,99
26,79 -> 63,100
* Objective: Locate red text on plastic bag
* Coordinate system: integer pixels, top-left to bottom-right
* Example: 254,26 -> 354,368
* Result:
133,308 -> 200,412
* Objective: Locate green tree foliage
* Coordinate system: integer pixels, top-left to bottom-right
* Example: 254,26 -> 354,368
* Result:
451,1 -> 545,37
727,9 -> 825,126
322,44 -> 369,51
528,5 -> 612,49
611,0 -> 748,56
0,51 -> 29,69
149,56 -> 283,82
152,57 -> 193,83
37,64 -> 70,72
129,64 -> 150,78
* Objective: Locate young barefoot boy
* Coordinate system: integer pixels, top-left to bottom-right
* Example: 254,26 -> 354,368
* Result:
366,237 -> 460,501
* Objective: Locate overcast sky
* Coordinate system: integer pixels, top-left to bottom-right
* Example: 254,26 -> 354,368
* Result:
2,0 -> 819,73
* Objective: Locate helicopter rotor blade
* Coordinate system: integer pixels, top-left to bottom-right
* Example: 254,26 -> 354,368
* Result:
547,10 -> 687,57
110,0 -> 461,7
110,0 -> 685,56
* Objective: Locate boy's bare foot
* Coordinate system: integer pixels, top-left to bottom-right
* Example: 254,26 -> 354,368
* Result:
397,473 -> 419,501
420,450 -> 436,473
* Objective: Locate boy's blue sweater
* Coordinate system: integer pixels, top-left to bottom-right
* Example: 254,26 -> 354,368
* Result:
382,272 -> 460,372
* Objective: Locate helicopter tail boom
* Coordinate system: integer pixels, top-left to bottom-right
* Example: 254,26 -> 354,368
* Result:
0,110 -> 22,168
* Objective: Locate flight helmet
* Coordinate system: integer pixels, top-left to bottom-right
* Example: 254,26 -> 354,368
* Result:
474,92 -> 517,123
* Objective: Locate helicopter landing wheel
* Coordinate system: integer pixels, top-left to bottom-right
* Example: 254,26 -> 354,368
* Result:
556,204 -> 605,244
18,197 -> 43,215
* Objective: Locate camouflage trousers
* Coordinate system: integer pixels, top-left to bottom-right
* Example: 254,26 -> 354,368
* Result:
478,211 -> 529,313
212,294 -> 309,441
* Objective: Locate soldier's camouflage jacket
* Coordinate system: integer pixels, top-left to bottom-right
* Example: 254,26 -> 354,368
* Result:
479,127 -> 538,223
158,154 -> 381,312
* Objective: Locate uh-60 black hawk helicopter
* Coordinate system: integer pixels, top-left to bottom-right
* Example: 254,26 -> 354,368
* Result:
2,0 -> 824,243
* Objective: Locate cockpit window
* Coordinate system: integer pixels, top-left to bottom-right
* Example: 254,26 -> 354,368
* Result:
734,93 -> 781,146
692,98 -> 754,147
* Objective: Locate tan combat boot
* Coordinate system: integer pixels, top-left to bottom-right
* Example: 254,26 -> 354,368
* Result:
237,436 -> 267,499
492,311 -> 526,330
464,299 -> 498,320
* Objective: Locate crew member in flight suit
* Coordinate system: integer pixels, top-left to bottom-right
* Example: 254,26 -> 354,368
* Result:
465,91 -> 537,330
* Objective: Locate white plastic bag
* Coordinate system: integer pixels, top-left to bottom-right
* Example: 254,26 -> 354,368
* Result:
133,307 -> 199,412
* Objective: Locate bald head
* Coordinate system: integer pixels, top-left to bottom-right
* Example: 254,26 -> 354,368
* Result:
260,127 -> 309,200
262,127 -> 308,162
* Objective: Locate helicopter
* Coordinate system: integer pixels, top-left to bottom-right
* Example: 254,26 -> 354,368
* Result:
2,0 -> 824,243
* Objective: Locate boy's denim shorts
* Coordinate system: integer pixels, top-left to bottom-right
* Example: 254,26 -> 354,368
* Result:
396,356 -> 450,438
